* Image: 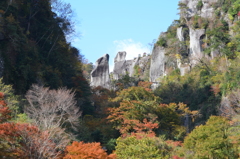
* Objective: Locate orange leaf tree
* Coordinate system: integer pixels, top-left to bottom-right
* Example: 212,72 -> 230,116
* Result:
64,141 -> 116,159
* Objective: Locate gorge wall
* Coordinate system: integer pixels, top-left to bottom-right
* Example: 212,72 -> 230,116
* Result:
91,0 -> 233,89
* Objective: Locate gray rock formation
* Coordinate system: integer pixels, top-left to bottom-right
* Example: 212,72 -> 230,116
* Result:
112,51 -> 128,80
130,55 -> 151,80
180,0 -> 217,19
114,51 -> 126,62
127,58 -> 139,77
211,49 -> 221,59
90,54 -> 110,88
150,45 -> 166,84
112,51 -> 150,81
189,28 -> 205,65
179,64 -> 191,76
91,0 -> 229,89
177,27 -> 185,42
176,27 -> 191,76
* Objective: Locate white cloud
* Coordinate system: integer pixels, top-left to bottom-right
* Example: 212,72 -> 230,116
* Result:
113,39 -> 150,60
108,39 -> 150,72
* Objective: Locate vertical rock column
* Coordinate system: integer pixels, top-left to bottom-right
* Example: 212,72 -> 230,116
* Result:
149,45 -> 166,89
189,28 -> 205,65
90,54 -> 110,88
177,27 -> 191,76
112,51 -> 127,80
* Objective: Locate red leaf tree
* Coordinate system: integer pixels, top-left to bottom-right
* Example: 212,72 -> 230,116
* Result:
0,122 -> 62,158
0,92 -> 11,123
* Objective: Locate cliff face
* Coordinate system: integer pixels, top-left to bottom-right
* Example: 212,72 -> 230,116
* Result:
148,0 -> 233,82
112,51 -> 150,81
150,46 -> 166,83
91,0 -> 235,88
180,0 -> 217,19
179,0 -> 218,65
90,54 -> 110,88
189,28 -> 205,65
112,51 -> 127,80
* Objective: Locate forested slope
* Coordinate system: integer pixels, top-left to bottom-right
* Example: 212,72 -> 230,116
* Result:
0,0 -> 90,96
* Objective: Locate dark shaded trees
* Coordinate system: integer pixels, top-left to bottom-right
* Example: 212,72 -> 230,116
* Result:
0,0 -> 92,116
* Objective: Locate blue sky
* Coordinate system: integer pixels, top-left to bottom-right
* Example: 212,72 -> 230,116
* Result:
62,0 -> 180,71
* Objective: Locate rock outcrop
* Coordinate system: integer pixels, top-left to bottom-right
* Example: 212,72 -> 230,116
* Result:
91,0 -> 232,89
112,51 -> 128,80
90,54 -> 110,88
112,51 -> 150,81
150,45 -> 166,84
180,0 -> 217,19
134,55 -> 151,78
176,26 -> 191,76
177,27 -> 185,42
176,0 -> 221,73
189,28 -> 205,65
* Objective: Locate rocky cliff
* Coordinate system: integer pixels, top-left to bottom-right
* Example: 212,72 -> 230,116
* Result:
112,51 -> 150,81
151,0 -> 233,78
150,46 -> 166,82
91,0 -> 236,89
112,51 -> 128,80
90,54 -> 110,88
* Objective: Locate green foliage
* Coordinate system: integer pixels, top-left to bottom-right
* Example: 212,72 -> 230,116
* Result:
14,113 -> 31,123
111,74 -> 138,91
156,37 -> 167,47
154,60 -> 221,127
133,65 -> 141,77
227,115 -> 240,153
190,15 -> 205,29
105,138 -> 117,153
225,20 -> 240,59
82,61 -> 94,82
197,0 -> 203,11
228,0 -> 240,20
178,2 -> 187,9
0,78 -> 19,117
183,116 -> 238,159
115,136 -> 171,159
0,0 -> 91,107
108,86 -> 197,140
204,20 -> 229,57
166,21 -> 179,39
111,86 -> 160,103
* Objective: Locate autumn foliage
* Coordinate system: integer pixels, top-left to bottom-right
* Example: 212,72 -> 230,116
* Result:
64,141 -> 116,159
0,122 -> 62,158
107,86 -> 197,139
0,92 -> 62,158
0,92 -> 11,123
137,81 -> 153,92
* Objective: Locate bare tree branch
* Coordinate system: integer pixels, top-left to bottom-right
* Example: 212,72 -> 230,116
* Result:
25,84 -> 81,131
